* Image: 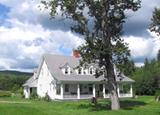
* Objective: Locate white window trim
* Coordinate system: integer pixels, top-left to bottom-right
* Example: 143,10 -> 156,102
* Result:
89,66 -> 95,75
63,66 -> 71,75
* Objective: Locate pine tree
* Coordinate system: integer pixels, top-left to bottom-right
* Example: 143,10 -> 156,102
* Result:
150,8 -> 160,36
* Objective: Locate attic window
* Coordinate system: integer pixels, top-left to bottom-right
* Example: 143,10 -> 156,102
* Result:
65,67 -> 69,74
78,68 -> 82,74
89,66 -> 94,75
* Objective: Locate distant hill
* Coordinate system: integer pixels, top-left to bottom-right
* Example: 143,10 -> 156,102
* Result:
0,70 -> 33,91
0,70 -> 32,77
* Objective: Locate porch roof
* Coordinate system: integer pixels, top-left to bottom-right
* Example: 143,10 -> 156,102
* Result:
23,75 -> 37,87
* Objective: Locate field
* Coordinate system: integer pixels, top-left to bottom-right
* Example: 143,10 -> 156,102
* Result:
0,96 -> 159,115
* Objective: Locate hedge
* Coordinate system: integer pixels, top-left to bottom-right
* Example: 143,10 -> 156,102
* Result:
0,90 -> 11,97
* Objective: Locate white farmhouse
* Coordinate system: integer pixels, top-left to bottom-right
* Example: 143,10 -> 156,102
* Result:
23,54 -> 134,100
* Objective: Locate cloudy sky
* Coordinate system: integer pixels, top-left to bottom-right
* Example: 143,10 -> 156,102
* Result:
0,0 -> 160,72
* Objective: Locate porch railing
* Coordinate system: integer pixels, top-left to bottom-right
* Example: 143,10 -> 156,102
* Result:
63,94 -> 93,99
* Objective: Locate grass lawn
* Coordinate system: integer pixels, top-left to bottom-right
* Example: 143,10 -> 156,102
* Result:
0,96 -> 159,115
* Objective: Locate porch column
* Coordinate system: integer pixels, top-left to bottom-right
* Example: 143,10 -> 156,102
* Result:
77,84 -> 80,99
103,84 -> 105,98
93,84 -> 96,97
130,84 -> 133,97
24,87 -> 30,98
117,84 -> 120,97
60,84 -> 63,99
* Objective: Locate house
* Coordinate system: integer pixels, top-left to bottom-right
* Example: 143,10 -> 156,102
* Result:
23,53 -> 134,100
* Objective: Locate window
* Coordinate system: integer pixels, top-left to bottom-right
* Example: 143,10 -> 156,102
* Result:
78,68 -> 82,74
88,84 -> 93,93
89,67 -> 94,75
56,84 -> 61,95
65,67 -> 69,74
65,84 -> 69,92
99,84 -> 103,91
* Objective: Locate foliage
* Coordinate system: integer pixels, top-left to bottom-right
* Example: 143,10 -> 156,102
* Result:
155,90 -> 160,97
42,93 -> 51,102
41,0 -> 141,110
30,89 -> 38,99
91,97 -> 97,105
0,90 -> 11,97
0,71 -> 30,91
117,59 -> 135,76
132,59 -> 160,95
150,8 -> 160,36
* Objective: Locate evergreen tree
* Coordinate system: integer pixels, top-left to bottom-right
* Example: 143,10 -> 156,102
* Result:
41,0 -> 140,110
150,8 -> 160,36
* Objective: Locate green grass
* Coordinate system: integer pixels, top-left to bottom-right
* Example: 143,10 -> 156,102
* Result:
0,96 -> 159,115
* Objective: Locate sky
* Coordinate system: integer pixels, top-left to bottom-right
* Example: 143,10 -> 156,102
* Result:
0,0 -> 160,72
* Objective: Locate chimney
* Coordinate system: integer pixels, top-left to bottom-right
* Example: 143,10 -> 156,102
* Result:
73,50 -> 81,58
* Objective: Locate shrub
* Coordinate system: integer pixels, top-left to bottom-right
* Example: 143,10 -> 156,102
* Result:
42,93 -> 51,102
0,90 -> 11,97
91,97 -> 97,105
30,90 -> 38,99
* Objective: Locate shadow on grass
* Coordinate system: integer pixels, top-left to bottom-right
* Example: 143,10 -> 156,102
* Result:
120,100 -> 146,110
77,99 -> 147,111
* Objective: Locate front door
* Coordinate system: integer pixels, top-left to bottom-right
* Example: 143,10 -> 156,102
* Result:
95,84 -> 103,97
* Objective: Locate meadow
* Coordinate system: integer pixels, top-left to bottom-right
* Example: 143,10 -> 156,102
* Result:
0,96 -> 159,115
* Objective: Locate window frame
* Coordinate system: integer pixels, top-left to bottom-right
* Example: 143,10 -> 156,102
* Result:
65,84 -> 69,92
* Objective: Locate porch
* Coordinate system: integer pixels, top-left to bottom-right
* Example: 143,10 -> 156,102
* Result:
55,83 -> 133,100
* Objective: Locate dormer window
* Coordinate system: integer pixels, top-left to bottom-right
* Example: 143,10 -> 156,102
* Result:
78,68 -> 83,75
89,66 -> 95,75
60,63 -> 71,75
89,68 -> 93,74
65,68 -> 68,74
64,67 -> 70,74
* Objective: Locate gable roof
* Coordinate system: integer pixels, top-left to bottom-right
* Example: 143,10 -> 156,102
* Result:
42,54 -> 134,83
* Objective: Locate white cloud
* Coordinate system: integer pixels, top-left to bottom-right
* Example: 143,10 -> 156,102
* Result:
124,30 -> 160,61
124,36 -> 154,58
0,18 -> 84,71
135,62 -> 144,67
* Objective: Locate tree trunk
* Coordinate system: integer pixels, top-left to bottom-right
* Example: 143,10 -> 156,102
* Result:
105,58 -> 120,110
110,86 -> 120,110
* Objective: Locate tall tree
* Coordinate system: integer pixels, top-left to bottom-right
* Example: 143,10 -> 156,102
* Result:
41,0 -> 140,110
150,8 -> 160,36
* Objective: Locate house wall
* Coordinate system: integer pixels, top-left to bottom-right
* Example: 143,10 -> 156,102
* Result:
37,60 -> 56,99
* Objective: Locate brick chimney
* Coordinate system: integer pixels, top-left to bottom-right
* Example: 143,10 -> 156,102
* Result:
73,50 -> 81,58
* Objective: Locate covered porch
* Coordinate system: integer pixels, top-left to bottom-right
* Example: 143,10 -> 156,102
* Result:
55,82 -> 133,100
23,86 -> 37,98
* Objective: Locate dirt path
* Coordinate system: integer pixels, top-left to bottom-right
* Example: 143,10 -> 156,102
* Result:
0,101 -> 31,104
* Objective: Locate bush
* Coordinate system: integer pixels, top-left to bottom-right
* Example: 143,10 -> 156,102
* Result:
91,97 -> 97,105
42,93 -> 51,102
30,90 -> 38,99
0,90 -> 11,97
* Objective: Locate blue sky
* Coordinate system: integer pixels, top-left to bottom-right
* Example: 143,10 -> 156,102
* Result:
0,0 -> 160,72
